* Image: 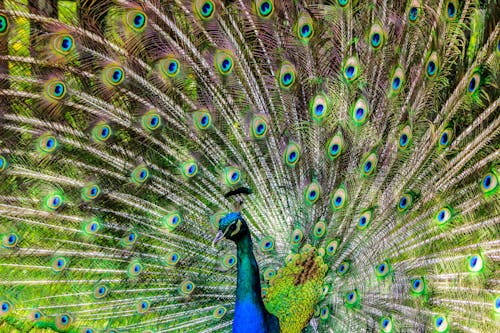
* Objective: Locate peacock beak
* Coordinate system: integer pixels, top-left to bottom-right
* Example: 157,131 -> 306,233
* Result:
212,230 -> 225,248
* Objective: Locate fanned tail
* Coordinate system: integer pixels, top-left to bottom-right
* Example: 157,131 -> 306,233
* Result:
0,1 -> 498,333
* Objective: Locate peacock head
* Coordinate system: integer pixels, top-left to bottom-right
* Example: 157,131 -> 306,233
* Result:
212,212 -> 249,246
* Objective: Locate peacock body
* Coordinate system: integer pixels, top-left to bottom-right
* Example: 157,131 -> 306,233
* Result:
0,0 -> 499,332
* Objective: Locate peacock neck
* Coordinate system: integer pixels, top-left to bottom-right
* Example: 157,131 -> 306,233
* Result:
235,233 -> 265,308
233,232 -> 280,332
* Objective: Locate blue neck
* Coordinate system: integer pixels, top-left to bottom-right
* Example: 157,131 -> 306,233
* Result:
232,233 -> 279,333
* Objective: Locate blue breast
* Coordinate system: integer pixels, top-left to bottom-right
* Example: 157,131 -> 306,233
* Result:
233,300 -> 266,333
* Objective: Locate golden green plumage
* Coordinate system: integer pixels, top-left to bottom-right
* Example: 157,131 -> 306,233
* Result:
264,245 -> 328,333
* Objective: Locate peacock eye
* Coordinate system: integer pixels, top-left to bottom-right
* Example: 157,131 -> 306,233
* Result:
278,62 -> 296,89
380,317 -> 393,332
409,6 -> 419,22
195,0 -> 216,20
433,315 -> 449,332
124,10 -> 147,32
51,34 -> 75,55
343,56 -> 359,81
214,50 -> 234,75
0,14 -> 9,35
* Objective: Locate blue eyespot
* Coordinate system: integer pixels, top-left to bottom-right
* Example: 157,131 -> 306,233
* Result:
300,24 -> 312,38
256,124 -> 265,134
125,10 -> 147,32
409,7 -> 419,21
438,211 -> 445,221
359,216 -> 367,227
470,255 -> 478,268
282,73 -> 293,86
201,2 -> 214,17
392,77 -> 401,90
331,144 -> 339,154
52,84 -> 66,99
447,2 -> 456,18
288,151 -> 297,163
309,190 -> 317,200
345,66 -> 355,79
382,318 -> 389,327
278,63 -> 296,89
222,59 -> 231,72
468,77 -> 476,92
46,138 -> 55,149
81,184 -> 101,201
133,13 -> 146,28
112,69 -> 123,83
348,292 -> 354,301
149,116 -> 159,128
231,171 -> 239,182
0,15 -> 9,34
315,104 -> 324,116
168,61 -> 178,74
1,302 -> 9,312
400,133 -> 408,146
224,167 -> 242,185
259,1 -> 272,17
7,234 -> 16,245
371,33 -> 381,47
483,175 -> 492,189
201,115 -> 209,126
427,61 -> 436,75
440,132 -> 449,145
399,196 -> 408,209
61,37 -> 72,51
413,279 -> 421,289
355,108 -> 364,120
103,65 -> 126,86
364,161 -> 372,172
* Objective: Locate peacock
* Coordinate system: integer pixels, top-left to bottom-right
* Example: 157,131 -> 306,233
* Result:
0,0 -> 499,332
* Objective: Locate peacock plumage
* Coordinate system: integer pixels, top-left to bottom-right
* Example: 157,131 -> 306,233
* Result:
0,0 -> 499,332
